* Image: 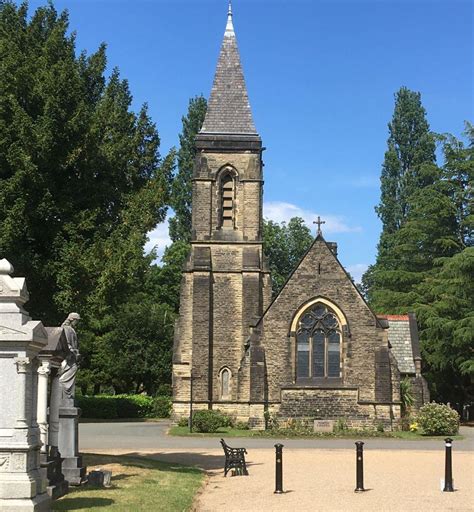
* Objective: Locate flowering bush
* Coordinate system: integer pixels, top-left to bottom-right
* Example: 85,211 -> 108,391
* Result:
417,403 -> 460,435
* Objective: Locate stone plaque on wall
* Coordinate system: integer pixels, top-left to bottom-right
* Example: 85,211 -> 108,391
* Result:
313,420 -> 334,433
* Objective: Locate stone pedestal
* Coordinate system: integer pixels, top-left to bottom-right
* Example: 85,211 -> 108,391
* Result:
0,259 -> 51,511
58,400 -> 86,485
43,447 -> 68,499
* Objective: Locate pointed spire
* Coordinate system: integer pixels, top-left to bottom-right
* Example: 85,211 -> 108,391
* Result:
200,2 -> 258,135
225,1 -> 234,37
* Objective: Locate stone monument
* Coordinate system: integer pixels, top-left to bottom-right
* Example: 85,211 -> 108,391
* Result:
38,327 -> 69,498
58,313 -> 86,485
0,258 -> 51,510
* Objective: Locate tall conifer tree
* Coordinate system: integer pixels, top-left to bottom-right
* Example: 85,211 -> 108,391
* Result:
169,95 -> 207,243
365,87 -> 438,308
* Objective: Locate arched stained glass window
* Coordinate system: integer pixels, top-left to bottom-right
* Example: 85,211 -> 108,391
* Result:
296,303 -> 342,380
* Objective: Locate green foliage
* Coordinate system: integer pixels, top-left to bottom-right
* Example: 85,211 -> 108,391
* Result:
234,421 -> 250,430
400,377 -> 415,418
157,383 -> 172,397
152,97 -> 206,319
169,96 -> 207,243
364,83 -> 472,406
191,410 -> 231,433
376,86 -> 436,237
77,395 -> 118,419
177,417 -> 189,427
415,247 -> 474,403
333,418 -> 348,433
263,217 -> 313,296
153,396 -> 172,418
417,403 -> 460,435
150,240 -> 190,313
77,394 -> 171,419
0,2 -> 177,396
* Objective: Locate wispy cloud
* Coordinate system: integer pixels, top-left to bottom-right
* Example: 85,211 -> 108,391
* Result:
263,201 -> 362,234
347,174 -> 379,188
145,215 -> 172,262
346,263 -> 369,284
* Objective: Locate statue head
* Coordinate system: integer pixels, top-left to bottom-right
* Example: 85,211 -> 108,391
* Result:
63,312 -> 81,328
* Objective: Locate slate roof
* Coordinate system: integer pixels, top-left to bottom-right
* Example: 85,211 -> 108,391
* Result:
200,5 -> 257,135
378,315 -> 417,374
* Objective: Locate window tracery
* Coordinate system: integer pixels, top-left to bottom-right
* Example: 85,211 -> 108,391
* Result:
296,303 -> 342,380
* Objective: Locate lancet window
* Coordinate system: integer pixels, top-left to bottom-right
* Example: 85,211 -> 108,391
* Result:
220,368 -> 231,399
220,173 -> 235,228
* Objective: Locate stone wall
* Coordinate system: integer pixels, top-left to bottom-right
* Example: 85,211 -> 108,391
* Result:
256,237 -> 389,404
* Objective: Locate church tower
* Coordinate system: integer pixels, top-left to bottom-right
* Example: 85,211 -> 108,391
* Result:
172,5 -> 272,418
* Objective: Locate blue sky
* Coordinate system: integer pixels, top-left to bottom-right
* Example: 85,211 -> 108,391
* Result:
25,0 -> 474,281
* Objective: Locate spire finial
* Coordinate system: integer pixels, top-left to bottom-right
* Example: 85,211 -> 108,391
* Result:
225,0 -> 234,37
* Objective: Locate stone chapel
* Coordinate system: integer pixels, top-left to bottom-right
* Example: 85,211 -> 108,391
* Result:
172,5 -> 428,430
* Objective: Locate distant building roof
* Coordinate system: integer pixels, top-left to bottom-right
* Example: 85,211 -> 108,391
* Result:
200,4 -> 257,135
377,314 -> 420,374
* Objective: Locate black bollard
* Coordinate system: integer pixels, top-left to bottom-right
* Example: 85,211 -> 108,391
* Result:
443,438 -> 454,492
274,443 -> 284,494
354,441 -> 365,492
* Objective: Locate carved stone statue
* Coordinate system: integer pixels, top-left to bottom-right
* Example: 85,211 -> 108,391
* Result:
58,312 -> 81,399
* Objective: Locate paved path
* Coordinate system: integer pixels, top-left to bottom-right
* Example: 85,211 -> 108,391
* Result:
79,421 -> 474,452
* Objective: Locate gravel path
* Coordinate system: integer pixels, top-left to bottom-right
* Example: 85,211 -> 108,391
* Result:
194,448 -> 474,512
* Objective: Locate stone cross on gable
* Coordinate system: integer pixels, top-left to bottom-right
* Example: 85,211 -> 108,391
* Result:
313,216 -> 326,235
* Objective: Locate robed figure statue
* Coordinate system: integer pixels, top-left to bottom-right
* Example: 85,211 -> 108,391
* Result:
58,312 -> 81,400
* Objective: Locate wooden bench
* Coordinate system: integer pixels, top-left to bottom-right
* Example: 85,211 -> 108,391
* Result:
220,438 -> 249,476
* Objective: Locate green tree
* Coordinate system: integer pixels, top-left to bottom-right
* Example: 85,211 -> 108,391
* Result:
168,95 -> 207,243
0,2 -> 174,394
263,217 -> 313,296
365,87 -> 440,309
438,122 -> 474,248
375,87 -> 436,239
415,247 -> 474,405
154,97 -> 207,316
370,170 -> 460,312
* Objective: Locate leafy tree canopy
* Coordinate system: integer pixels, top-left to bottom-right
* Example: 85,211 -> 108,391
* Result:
0,1 -> 174,394
263,217 -> 313,296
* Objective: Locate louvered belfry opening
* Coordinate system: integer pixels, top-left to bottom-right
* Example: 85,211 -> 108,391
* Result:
221,174 -> 234,228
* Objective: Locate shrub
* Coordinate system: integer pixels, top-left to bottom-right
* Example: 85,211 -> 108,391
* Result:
192,410 -> 228,433
77,395 -> 118,419
333,418 -> 348,433
235,421 -> 249,430
177,417 -> 189,427
153,396 -> 172,418
400,377 -> 415,418
77,394 -> 170,419
157,383 -> 172,396
115,394 -> 154,418
417,403 -> 460,435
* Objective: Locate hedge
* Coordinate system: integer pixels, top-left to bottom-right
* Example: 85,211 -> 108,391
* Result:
77,394 -> 171,419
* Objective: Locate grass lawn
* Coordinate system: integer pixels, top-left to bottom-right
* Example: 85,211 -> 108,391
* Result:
169,425 -> 463,440
53,453 -> 204,512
